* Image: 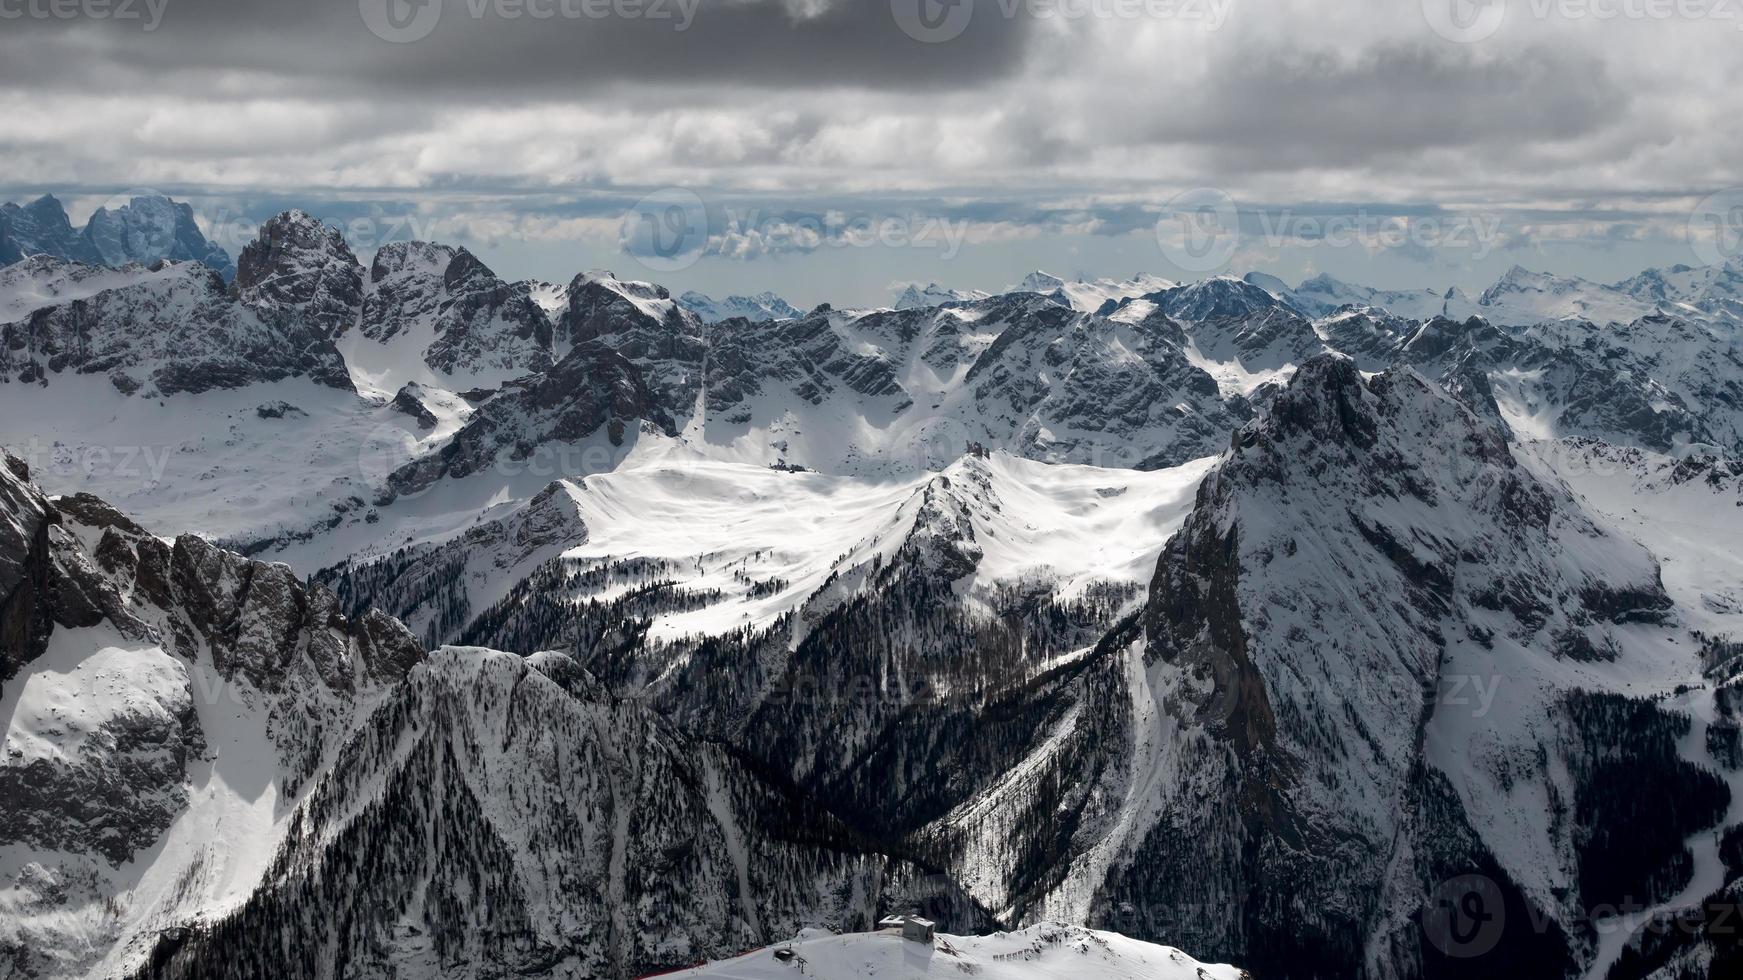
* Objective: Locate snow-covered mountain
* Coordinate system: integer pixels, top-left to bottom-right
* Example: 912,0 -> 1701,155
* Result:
1399,312 -> 1743,454
895,281 -> 992,309
673,922 -> 1248,980
369,289 -> 1249,501
0,194 -> 233,280
1475,264 -> 1658,326
702,257 -> 1743,339
1050,356 -> 1721,978
1137,275 -> 1285,323
7,214 -> 1743,980
231,209 -> 365,339
1611,257 -> 1743,326
1009,270 -> 1177,312
0,450 -> 420,979
347,241 -> 555,391
1249,271 -> 1478,322
677,289 -> 800,323
0,257 -> 352,396
1312,304 -> 1420,370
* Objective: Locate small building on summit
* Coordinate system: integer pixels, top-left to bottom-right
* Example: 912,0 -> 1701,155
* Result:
877,915 -> 936,944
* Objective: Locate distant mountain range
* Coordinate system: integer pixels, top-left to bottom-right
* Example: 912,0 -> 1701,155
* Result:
677,289 -> 802,324
8,190 -> 1737,337
890,262 -> 1743,328
0,194 -> 234,280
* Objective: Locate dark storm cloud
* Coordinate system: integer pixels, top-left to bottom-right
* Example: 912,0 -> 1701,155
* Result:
1143,42 -> 1627,171
0,0 -> 1036,94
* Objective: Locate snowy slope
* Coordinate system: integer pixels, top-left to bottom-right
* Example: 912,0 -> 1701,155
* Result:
678,289 -> 800,323
1008,271 -> 1177,312
1475,265 -> 1658,326
319,445 -> 1213,650
0,255 -> 187,323
671,923 -> 1247,980
0,375 -> 461,549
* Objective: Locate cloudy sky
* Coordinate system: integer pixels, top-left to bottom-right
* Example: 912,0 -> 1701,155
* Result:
3,0 -> 1741,305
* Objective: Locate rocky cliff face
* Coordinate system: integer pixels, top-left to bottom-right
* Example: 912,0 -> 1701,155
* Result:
956,302 -> 1249,468
0,259 -> 353,395
0,453 -> 420,979
558,270 -> 709,416
1400,313 -> 1743,455
232,210 -> 364,339
383,339 -> 678,499
0,196 -> 91,267
79,197 -> 235,282
702,307 -> 912,418
1068,357 -> 1716,978
135,647 -> 966,980
359,242 -> 556,383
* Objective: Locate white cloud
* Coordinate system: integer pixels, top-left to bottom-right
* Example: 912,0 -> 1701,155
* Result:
3,0 -> 1738,296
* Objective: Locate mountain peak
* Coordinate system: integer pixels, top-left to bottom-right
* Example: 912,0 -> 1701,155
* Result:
1149,274 -> 1282,321
893,281 -> 991,310
22,194 -> 67,216
1241,270 -> 1292,295
676,289 -> 799,324
1018,270 -> 1067,292
1298,271 -> 1347,289
80,195 -> 235,281
232,210 -> 363,336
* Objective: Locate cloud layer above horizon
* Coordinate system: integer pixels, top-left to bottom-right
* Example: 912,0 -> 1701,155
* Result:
4,0 -> 1741,302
